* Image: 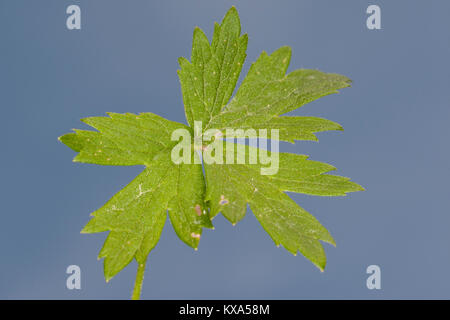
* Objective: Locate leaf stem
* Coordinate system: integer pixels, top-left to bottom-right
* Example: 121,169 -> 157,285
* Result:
132,260 -> 147,300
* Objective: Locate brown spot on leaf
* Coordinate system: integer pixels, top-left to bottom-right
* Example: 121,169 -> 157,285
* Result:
190,232 -> 201,239
219,195 -> 229,205
194,204 -> 202,216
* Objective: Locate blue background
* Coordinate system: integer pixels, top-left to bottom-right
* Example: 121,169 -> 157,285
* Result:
1,0 -> 449,299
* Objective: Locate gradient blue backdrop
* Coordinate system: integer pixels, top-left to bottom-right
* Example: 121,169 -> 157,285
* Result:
1,0 -> 449,299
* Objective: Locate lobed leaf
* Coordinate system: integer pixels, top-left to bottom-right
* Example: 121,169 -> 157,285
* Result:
60,114 -> 212,281
203,142 -> 362,269
178,6 -> 248,126
59,112 -> 188,166
59,7 -> 364,292
206,47 -> 351,142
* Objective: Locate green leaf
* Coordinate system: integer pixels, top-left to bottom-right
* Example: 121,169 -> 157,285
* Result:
215,116 -> 344,143
178,6 -> 248,126
206,46 -> 351,142
204,143 -> 362,270
60,114 -> 212,282
60,112 -> 188,166
59,6 -> 363,299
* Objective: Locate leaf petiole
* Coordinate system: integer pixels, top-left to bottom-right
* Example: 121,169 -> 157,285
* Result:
131,260 -> 147,300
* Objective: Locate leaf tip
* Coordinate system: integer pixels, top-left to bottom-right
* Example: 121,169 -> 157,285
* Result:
221,6 -> 241,34
177,56 -> 189,67
79,117 -> 89,124
349,182 -> 365,193
193,26 -> 207,40
228,5 -> 238,14
314,259 -> 327,273
324,234 -> 336,247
